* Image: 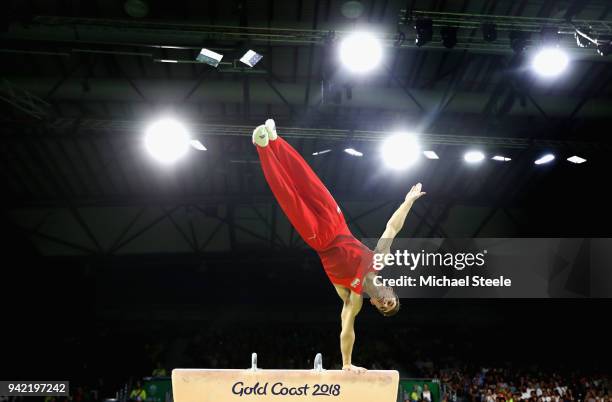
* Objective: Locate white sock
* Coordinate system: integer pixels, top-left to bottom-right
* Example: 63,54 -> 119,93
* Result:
252,124 -> 269,147
265,119 -> 278,141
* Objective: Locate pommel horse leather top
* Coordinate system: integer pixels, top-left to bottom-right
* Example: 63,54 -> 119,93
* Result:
172,353 -> 399,402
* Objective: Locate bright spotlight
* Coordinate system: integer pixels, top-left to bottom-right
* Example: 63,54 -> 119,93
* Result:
196,48 -> 223,68
344,148 -> 363,157
534,154 -> 555,165
240,50 -> 263,67
492,155 -> 511,162
532,47 -> 569,78
381,133 -> 421,170
144,118 -> 190,164
339,31 -> 383,74
423,150 -> 439,160
312,149 -> 332,156
464,151 -> 485,163
190,140 -> 207,151
567,155 -> 587,164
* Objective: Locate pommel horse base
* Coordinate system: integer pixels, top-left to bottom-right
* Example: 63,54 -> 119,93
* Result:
172,353 -> 399,402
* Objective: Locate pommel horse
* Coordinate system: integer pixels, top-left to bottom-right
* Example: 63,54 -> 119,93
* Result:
172,353 -> 399,402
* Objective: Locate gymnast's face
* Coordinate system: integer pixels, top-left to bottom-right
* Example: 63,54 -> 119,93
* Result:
370,287 -> 399,316
371,296 -> 396,313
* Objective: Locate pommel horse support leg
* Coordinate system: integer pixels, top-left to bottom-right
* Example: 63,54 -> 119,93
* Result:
172,353 -> 399,402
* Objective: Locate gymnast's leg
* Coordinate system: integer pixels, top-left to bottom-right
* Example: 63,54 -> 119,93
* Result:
263,120 -> 345,239
253,122 -> 343,250
254,126 -> 322,249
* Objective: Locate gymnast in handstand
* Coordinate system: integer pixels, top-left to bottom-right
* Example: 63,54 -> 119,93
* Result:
253,119 -> 426,372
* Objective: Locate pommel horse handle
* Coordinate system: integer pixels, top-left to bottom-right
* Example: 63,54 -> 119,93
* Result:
313,353 -> 323,371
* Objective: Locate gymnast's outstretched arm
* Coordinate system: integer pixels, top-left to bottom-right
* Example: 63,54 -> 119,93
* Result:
374,183 -> 426,256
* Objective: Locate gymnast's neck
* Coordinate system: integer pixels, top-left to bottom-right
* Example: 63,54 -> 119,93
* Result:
362,271 -> 382,297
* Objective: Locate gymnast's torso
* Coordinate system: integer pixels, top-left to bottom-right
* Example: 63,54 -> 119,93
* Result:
317,224 -> 375,295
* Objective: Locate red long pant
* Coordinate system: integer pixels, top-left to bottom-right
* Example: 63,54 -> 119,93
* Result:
256,137 -> 346,251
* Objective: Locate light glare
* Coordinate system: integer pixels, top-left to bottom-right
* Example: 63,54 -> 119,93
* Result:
344,148 -> 363,157
240,50 -> 263,67
381,133 -> 421,170
423,151 -> 439,159
492,155 -> 511,162
339,32 -> 383,74
196,48 -> 223,67
534,154 -> 555,165
532,47 -> 569,78
464,151 -> 485,163
144,118 -> 190,164
567,155 -> 586,164
190,140 -> 207,151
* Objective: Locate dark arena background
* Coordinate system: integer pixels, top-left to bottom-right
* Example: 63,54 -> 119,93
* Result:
0,1 -> 611,402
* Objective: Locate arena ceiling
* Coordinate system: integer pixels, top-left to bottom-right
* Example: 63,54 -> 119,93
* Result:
1,0 -> 611,257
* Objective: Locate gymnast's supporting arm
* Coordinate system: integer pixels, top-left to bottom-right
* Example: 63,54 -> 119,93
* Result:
374,183 -> 426,255
339,289 -> 364,373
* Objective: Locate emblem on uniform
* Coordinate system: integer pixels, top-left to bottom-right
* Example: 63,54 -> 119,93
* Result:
350,278 -> 360,288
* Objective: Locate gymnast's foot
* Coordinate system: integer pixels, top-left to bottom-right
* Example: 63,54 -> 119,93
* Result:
252,124 -> 269,147
342,364 -> 367,373
265,118 -> 278,141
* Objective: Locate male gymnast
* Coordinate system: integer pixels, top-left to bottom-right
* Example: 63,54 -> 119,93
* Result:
252,119 -> 426,373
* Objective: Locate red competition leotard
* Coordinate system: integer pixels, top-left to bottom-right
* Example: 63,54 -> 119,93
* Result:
317,224 -> 375,295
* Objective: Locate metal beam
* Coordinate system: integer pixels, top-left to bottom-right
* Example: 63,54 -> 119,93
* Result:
109,206 -> 181,254
164,207 -> 200,253
183,68 -> 213,102
266,75 -> 296,115
23,118 -> 608,150
199,220 -> 225,252
568,69 -> 612,120
18,224 -> 97,254
45,62 -> 80,100
0,79 -> 51,119
69,206 -> 104,253
3,15 -> 612,58
194,205 -> 272,245
108,207 -> 147,254
341,208 -> 369,239
4,187 -> 540,208
186,206 -> 199,253
345,201 -> 392,226
471,207 -> 500,237
386,68 -> 426,112
303,0 -> 321,108
249,204 -> 287,248
402,10 -> 612,34
111,54 -> 149,103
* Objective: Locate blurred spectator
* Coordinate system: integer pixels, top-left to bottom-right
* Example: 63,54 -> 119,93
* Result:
411,385 -> 421,402
129,381 -> 146,402
152,362 -> 167,377
59,323 -> 609,402
423,384 -> 433,402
